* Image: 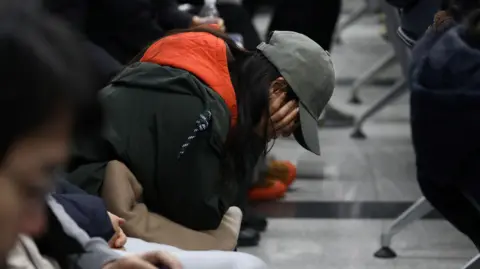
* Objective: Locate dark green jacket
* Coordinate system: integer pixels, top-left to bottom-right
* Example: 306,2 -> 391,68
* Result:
68,62 -> 263,230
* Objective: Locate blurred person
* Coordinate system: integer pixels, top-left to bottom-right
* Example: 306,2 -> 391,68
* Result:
67,27 -> 335,247
175,0 -> 262,50
410,5 -> 480,249
0,1 -> 185,268
44,0 -> 164,85
152,0 -> 225,32
45,0 -> 228,86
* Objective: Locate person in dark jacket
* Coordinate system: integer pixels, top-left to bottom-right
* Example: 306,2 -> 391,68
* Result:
410,9 -> 480,249
44,0 -> 165,85
175,0 -> 261,50
67,27 -> 335,244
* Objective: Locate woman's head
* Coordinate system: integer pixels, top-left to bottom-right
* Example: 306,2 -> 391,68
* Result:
187,29 -> 334,178
231,30 -> 336,156
0,0 -> 102,261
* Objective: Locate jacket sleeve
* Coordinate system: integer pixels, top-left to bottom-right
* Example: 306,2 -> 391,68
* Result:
152,0 -> 193,30
52,193 -> 115,242
45,196 -> 121,269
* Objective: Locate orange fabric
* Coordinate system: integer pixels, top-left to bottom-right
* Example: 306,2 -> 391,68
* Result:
140,32 -> 237,126
248,180 -> 287,201
267,161 -> 297,187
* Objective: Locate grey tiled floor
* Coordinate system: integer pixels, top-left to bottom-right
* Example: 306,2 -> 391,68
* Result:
241,220 -> 477,269
248,1 -> 477,268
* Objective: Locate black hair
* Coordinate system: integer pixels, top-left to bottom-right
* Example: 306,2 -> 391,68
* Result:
0,0 -> 103,162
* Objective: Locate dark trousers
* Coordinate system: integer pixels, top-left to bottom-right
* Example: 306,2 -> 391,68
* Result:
244,0 -> 342,51
178,0 -> 262,50
419,178 -> 480,250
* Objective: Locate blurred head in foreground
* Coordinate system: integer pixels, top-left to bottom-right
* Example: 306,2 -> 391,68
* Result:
0,0 -> 102,266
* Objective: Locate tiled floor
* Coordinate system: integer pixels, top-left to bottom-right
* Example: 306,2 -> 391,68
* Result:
242,220 -> 476,269
245,1 -> 478,268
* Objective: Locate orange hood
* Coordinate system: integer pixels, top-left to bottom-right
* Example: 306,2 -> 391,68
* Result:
140,32 -> 237,126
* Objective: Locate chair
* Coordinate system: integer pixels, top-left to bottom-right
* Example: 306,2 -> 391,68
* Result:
374,197 -> 434,258
351,1 -> 410,139
462,254 -> 480,269
375,196 -> 480,269
348,50 -> 397,104
334,0 -> 380,44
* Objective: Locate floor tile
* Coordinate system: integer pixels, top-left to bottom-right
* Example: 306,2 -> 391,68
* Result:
240,220 -> 476,269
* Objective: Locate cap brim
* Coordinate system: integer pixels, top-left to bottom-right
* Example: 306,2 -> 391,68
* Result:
294,103 -> 320,155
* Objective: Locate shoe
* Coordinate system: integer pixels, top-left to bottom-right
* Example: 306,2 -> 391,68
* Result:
267,160 -> 297,187
248,179 -> 287,201
319,105 -> 355,128
237,227 -> 260,247
242,212 -> 268,232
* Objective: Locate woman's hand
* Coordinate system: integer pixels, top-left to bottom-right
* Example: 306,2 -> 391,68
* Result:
107,212 -> 127,249
102,251 -> 182,269
255,90 -> 299,140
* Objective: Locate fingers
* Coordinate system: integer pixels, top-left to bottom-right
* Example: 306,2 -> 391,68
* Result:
276,106 -> 299,131
282,121 -> 299,137
269,92 -> 286,115
115,230 -> 127,248
271,100 -> 297,124
108,233 -> 119,248
118,218 -> 125,225
141,251 -> 182,269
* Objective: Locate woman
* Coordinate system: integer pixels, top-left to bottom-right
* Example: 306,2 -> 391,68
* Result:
67,27 -> 334,233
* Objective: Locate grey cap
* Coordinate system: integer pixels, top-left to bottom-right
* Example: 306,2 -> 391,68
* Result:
257,31 -> 335,155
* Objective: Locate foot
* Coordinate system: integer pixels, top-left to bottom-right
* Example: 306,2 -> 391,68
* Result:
267,160 -> 297,187
319,105 -> 355,128
243,212 -> 268,232
237,227 -> 261,247
248,179 -> 287,201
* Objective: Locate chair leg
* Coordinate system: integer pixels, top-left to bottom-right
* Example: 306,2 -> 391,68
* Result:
374,197 -> 434,259
334,3 -> 369,44
348,50 -> 396,104
350,78 -> 407,139
462,254 -> 480,269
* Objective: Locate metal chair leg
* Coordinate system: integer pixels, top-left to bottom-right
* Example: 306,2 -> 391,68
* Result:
334,3 -> 369,44
348,50 -> 396,104
350,78 -> 407,139
374,197 -> 434,258
462,254 -> 480,269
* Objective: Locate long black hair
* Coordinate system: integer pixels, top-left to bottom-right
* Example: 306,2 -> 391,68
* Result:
137,26 -> 283,182
0,0 -> 103,162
